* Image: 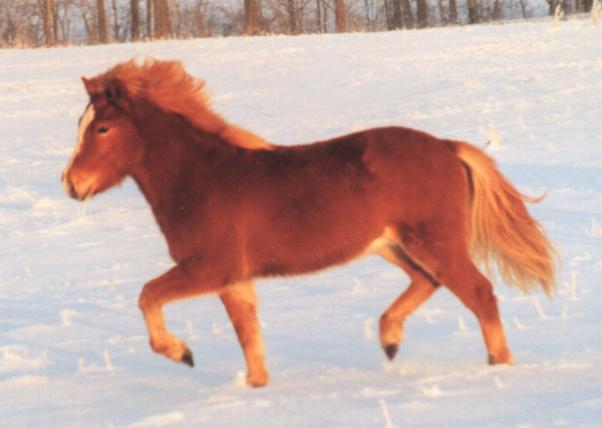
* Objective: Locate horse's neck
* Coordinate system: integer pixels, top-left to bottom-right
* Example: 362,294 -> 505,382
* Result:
131,138 -> 185,211
131,114 -> 234,217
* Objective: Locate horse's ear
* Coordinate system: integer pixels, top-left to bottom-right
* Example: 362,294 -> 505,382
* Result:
81,76 -> 103,96
104,78 -> 129,110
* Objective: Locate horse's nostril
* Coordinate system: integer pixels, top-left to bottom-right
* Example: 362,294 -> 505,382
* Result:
68,181 -> 77,199
62,172 -> 78,199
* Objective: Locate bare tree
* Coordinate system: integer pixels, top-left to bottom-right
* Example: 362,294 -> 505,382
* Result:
78,5 -> 94,42
363,0 -> 383,30
448,0 -> 458,23
52,0 -> 76,45
320,0 -> 328,31
52,0 -> 60,42
194,0 -> 209,37
110,0 -> 122,40
383,0 -> 413,29
131,0 -> 140,40
154,0 -> 171,38
384,0 -> 402,29
74,0 -> 97,44
3,0 -> 550,47
171,0 -> 206,38
244,0 -> 261,34
437,0 -> 447,24
1,0 -> 32,47
517,0 -> 529,18
97,0 -> 108,42
467,0 -> 479,22
315,0 -> 322,31
393,0 -> 402,28
43,0 -> 54,46
492,0 -> 502,19
287,0 -> 299,33
401,0 -> 413,28
146,0 -> 153,38
416,0 -> 428,27
334,0 -> 347,31
173,0 -> 209,37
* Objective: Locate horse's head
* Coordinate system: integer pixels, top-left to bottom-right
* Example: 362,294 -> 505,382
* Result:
62,77 -> 144,201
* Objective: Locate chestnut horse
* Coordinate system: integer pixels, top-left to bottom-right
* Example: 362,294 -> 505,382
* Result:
62,58 -> 555,387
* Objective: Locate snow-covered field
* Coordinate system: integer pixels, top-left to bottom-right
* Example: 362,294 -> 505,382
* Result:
1,18 -> 601,427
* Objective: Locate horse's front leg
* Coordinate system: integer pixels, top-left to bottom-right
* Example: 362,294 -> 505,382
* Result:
220,282 -> 269,387
138,264 -> 223,367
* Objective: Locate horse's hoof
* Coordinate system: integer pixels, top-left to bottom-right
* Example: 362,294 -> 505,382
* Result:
181,347 -> 195,367
488,349 -> 513,365
384,344 -> 399,361
247,370 -> 269,388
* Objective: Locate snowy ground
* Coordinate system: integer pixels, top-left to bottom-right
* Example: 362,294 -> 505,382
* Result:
1,18 -> 601,427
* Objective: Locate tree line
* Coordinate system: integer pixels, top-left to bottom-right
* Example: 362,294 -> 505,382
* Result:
0,0 -> 596,48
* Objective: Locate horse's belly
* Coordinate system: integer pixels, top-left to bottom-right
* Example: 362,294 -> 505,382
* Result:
251,223 -> 392,278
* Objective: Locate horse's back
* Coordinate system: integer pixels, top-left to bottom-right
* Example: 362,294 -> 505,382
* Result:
357,126 -> 468,222
235,126 -> 469,277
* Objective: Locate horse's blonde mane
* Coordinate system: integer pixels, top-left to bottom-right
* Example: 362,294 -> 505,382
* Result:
88,58 -> 272,150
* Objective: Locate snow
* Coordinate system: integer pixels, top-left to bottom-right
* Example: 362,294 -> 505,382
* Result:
1,18 -> 601,427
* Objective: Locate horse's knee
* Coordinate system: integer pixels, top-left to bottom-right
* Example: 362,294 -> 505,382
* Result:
138,283 -> 156,312
138,290 -> 148,311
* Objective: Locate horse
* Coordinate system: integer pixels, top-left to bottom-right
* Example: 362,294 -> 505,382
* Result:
61,58 -> 555,387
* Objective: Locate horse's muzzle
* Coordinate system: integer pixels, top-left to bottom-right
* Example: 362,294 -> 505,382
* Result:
61,171 -> 80,200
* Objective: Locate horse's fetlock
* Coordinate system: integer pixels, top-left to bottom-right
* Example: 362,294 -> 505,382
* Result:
488,349 -> 513,365
379,313 -> 393,332
247,368 -> 269,387
379,313 -> 403,340
379,312 -> 389,326
149,339 -> 166,354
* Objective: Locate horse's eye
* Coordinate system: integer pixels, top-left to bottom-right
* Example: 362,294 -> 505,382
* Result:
98,126 -> 110,134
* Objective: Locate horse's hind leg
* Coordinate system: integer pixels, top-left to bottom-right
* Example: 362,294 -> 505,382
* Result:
396,229 -> 513,365
442,261 -> 513,364
220,282 -> 269,387
377,245 -> 439,360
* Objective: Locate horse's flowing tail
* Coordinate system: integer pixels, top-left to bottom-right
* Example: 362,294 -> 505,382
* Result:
454,142 -> 556,295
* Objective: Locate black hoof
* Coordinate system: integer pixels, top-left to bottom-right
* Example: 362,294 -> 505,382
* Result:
384,344 -> 398,361
181,348 -> 194,367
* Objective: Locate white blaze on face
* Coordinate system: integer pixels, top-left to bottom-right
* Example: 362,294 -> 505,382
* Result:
75,104 -> 96,155
66,104 -> 95,165
62,104 -> 96,194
